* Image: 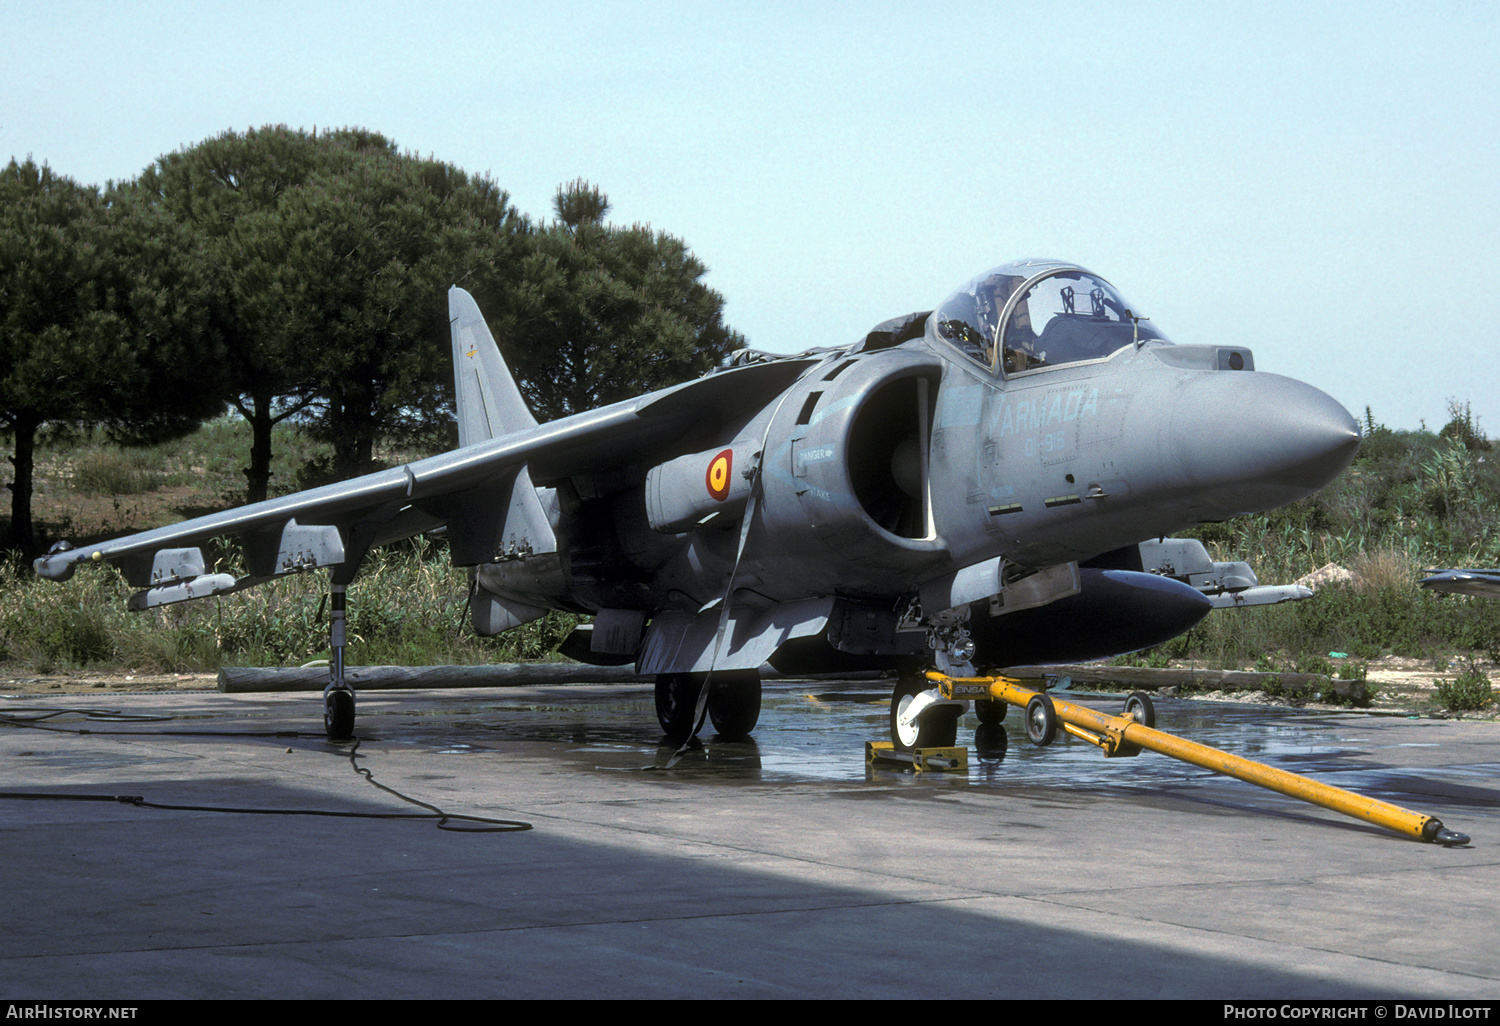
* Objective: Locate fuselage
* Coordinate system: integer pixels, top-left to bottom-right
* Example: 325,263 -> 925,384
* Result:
476,260 -> 1360,670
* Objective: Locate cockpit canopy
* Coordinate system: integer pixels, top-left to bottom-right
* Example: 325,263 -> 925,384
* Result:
927,260 -> 1169,374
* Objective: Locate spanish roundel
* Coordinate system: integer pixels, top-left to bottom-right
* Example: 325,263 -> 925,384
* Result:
706,449 -> 733,501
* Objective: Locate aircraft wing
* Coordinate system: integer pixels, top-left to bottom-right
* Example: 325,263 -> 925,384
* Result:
1418,570 -> 1500,598
32,355 -> 816,602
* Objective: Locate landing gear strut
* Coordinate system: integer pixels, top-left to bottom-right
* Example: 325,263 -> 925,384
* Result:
323,582 -> 355,740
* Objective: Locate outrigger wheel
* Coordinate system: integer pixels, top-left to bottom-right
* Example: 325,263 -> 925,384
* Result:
890,676 -> 959,751
324,688 -> 355,741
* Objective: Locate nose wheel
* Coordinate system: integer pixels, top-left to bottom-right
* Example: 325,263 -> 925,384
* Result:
889,676 -> 959,751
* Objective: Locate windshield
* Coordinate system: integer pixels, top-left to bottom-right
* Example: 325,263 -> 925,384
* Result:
929,263 -> 1169,374
929,269 -> 1028,367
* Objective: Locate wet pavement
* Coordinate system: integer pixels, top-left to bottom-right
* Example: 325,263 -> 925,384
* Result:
2,678 -> 1499,999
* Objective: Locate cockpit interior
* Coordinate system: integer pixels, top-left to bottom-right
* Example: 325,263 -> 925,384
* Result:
927,261 -> 1169,375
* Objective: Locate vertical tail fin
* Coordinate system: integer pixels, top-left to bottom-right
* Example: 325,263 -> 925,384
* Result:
449,286 -> 538,446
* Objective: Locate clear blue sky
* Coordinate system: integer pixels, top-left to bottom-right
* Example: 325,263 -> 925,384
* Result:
6,1 -> 1498,434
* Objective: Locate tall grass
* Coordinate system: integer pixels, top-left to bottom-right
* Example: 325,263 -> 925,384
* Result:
1145,406 -> 1500,670
69,449 -> 167,496
1151,575 -> 1500,671
0,539 -> 579,674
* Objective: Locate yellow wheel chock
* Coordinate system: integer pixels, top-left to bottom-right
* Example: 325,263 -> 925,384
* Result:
866,741 -> 967,773
929,672 -> 1471,846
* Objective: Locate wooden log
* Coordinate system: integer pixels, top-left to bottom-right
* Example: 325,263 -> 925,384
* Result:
218,663 -> 651,693
218,661 -> 1369,702
1003,663 -> 1369,700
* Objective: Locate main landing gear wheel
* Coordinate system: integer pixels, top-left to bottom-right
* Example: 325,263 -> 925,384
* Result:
324,689 -> 355,740
890,676 -> 959,751
1025,693 -> 1057,746
655,673 -> 708,741
707,671 -> 761,738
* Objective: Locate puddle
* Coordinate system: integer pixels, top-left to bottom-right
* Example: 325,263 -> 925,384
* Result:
346,682 -> 1411,792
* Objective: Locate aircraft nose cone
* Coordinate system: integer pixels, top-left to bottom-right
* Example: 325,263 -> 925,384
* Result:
1170,372 -> 1360,517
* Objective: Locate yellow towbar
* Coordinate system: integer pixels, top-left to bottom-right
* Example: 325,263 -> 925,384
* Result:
929,672 -> 1471,846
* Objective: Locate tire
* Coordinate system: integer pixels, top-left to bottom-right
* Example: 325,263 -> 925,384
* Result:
974,722 -> 1009,761
707,671 -> 761,738
1025,693 -> 1057,746
655,673 -> 708,740
890,676 -> 959,751
325,689 -> 355,740
1125,691 -> 1156,728
974,698 -> 1007,725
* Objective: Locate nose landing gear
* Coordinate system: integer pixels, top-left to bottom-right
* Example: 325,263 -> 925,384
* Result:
890,675 -> 960,750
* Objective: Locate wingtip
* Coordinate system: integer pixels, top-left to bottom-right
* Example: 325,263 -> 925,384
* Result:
33,551 -> 78,581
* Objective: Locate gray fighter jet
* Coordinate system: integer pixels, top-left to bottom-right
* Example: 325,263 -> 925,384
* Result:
33,259 -> 1361,745
1419,569 -> 1500,597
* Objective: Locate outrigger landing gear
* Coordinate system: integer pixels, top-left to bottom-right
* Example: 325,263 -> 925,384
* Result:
324,686 -> 355,740
318,532 -> 375,742
323,582 -> 355,741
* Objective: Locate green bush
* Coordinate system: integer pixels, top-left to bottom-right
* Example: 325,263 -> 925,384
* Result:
1434,660 -> 1494,713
